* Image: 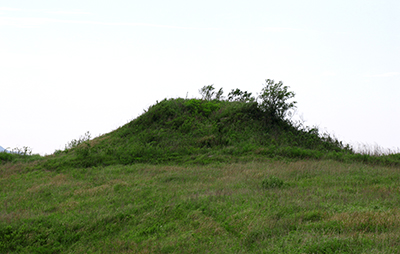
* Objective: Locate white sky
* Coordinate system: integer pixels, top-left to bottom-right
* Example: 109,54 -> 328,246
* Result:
1,0 -> 399,155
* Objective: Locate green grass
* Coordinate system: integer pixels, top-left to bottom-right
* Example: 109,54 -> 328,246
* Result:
2,160 -> 400,253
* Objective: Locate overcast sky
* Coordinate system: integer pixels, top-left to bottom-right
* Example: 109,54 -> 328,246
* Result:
1,0 -> 399,155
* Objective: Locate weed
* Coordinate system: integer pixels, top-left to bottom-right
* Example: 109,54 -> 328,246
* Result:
303,237 -> 374,254
64,131 -> 92,150
262,176 -> 284,189
10,146 -> 32,156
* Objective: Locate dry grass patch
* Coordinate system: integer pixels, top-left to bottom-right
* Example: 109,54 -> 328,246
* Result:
86,134 -> 110,147
188,210 -> 226,236
330,210 -> 400,232
26,173 -> 69,193
74,184 -> 111,196
0,209 -> 30,224
59,200 -> 80,212
0,161 -> 40,177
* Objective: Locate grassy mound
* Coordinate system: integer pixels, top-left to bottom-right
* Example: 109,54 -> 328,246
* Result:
2,98 -> 400,169
36,98 -> 397,170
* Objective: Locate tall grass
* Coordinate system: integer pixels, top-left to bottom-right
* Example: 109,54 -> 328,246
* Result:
353,142 -> 400,156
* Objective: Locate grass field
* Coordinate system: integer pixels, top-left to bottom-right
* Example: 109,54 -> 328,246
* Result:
2,159 -> 400,253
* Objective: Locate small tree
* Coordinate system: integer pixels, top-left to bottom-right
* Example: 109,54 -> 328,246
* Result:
199,85 -> 224,100
258,79 -> 297,121
227,88 -> 255,102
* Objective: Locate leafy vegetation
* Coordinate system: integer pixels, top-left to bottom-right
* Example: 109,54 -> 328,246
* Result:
1,79 -> 400,253
258,79 -> 297,121
199,84 -> 224,101
227,88 -> 255,103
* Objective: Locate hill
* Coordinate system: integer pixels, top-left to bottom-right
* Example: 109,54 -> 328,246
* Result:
40,98 -> 346,169
39,97 -> 399,170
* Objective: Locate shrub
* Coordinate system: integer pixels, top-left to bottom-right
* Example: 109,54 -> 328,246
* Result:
227,88 -> 255,102
199,85 -> 224,100
64,131 -> 91,151
258,79 -> 297,121
0,151 -> 13,163
262,176 -> 284,189
10,146 -> 32,156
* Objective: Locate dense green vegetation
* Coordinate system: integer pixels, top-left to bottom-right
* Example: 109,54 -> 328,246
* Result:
40,98 -> 348,169
0,148 -> 41,164
1,81 -> 400,253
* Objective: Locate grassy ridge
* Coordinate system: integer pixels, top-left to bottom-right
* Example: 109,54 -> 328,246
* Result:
2,161 -> 400,253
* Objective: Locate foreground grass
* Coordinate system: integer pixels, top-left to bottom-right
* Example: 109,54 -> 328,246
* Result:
2,160 -> 400,253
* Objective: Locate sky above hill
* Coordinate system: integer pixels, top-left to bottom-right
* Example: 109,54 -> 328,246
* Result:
1,0 -> 399,155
